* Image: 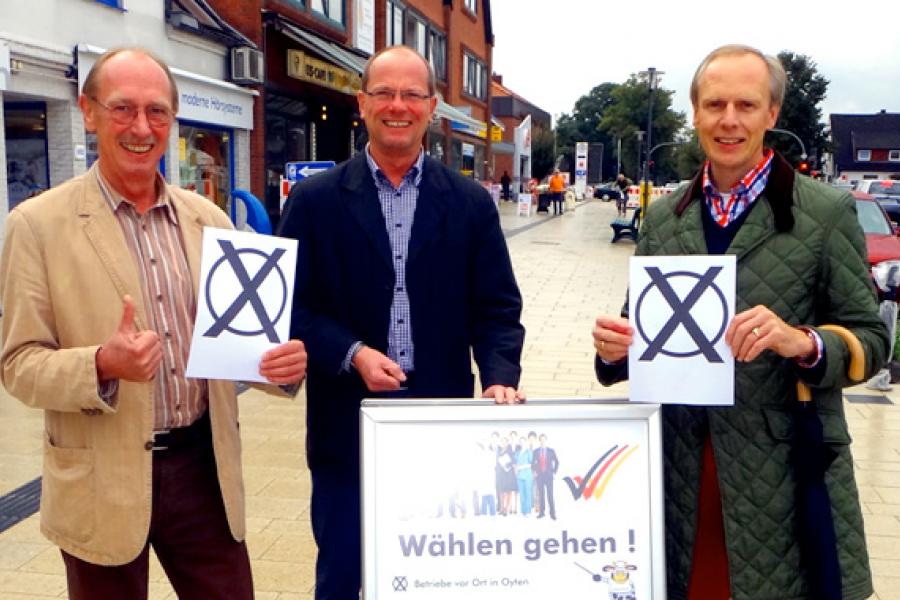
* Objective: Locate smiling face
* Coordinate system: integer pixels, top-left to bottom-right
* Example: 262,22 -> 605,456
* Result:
357,48 -> 437,167
79,51 -> 174,200
692,52 -> 779,190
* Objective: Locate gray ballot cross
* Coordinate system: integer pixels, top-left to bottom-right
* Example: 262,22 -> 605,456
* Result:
637,266 -> 725,363
203,240 -> 286,343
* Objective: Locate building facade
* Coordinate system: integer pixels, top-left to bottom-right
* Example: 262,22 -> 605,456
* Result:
830,111 -> 900,185
1,0 -> 260,242
491,75 -> 551,194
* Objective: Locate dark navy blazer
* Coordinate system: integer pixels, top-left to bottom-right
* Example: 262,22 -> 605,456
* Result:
277,153 -> 525,469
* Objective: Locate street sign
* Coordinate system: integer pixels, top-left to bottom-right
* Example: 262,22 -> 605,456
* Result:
575,142 -> 589,199
285,161 -> 336,182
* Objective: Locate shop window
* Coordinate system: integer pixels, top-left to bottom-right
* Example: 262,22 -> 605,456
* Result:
461,142 -> 475,177
889,150 -> 900,162
4,103 -> 49,209
474,144 -> 485,180
427,122 -> 445,162
312,0 -> 344,25
857,149 -> 871,162
178,124 -> 232,213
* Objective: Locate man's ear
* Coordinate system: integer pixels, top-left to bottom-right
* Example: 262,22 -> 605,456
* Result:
79,94 -> 97,133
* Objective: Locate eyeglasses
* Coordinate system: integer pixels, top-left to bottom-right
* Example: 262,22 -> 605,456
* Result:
90,97 -> 174,127
363,88 -> 433,105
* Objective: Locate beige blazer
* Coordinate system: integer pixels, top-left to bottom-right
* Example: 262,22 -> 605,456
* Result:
0,166 -> 245,565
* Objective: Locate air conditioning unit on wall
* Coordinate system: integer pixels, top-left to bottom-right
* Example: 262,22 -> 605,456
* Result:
231,46 -> 264,85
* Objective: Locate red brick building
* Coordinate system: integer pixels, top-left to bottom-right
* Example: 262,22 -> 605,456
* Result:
209,0 -> 497,223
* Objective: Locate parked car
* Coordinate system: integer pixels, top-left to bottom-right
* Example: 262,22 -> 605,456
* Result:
853,191 -> 900,301
593,184 -> 622,201
856,179 -> 900,224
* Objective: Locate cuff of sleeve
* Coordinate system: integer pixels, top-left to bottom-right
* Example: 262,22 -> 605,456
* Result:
341,341 -> 365,374
794,326 -> 824,368
97,378 -> 119,405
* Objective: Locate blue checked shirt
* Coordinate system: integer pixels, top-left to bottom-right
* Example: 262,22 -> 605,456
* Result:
341,147 -> 424,373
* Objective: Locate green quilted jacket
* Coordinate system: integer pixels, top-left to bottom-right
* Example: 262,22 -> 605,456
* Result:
633,155 -> 888,599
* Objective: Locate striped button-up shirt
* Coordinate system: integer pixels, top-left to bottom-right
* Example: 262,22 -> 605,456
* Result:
96,169 -> 207,431
363,147 -> 423,373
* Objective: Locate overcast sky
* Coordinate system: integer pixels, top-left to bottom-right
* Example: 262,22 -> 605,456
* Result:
490,0 -> 900,127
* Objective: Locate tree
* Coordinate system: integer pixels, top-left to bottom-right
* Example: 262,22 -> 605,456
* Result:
767,51 -> 829,166
530,124 -> 555,182
599,74 -> 686,184
672,128 -> 705,180
554,83 -> 619,181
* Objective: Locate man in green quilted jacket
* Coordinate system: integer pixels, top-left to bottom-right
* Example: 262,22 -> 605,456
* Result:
592,44 -> 888,600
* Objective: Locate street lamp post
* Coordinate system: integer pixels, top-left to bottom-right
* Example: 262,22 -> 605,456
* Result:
639,67 -> 664,214
768,127 -> 807,160
634,131 -> 644,181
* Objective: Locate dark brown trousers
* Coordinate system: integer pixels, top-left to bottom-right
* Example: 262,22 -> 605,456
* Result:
61,422 -> 252,600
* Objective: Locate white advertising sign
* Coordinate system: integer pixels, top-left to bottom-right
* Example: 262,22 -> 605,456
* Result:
628,255 -> 736,405
361,401 -> 666,600
186,227 -> 297,382
516,193 -> 532,217
575,141 -> 588,199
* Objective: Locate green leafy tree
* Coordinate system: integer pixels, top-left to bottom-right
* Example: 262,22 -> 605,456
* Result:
531,124 -> 555,181
599,74 -> 686,184
672,128 -> 705,180
766,51 -> 829,167
554,83 -> 619,180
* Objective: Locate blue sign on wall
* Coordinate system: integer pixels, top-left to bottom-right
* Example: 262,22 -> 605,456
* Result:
285,161 -> 336,182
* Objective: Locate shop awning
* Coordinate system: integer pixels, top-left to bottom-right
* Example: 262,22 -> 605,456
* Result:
275,20 -> 369,76
273,18 -> 485,131
434,101 -> 484,131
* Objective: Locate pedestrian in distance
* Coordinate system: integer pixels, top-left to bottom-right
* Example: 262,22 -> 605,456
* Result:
592,44 -> 887,600
276,45 -> 526,600
549,168 -> 566,214
500,169 -> 512,201
615,172 -> 630,217
0,48 -> 308,599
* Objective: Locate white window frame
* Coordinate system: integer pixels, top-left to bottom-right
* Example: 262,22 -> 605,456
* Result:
464,0 -> 477,15
312,0 -> 344,25
463,51 -> 487,100
857,149 -> 872,161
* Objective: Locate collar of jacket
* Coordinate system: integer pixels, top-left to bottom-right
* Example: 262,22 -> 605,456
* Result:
676,150 -> 796,232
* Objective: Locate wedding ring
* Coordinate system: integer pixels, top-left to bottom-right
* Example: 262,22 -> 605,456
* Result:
752,327 -> 761,337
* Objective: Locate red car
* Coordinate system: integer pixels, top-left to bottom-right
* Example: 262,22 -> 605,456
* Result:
853,191 -> 900,300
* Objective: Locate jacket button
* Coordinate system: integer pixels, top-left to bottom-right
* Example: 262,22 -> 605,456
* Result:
144,441 -> 154,451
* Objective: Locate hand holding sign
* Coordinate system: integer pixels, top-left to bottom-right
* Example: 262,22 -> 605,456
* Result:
727,304 -> 817,363
259,339 -> 307,384
96,295 -> 162,382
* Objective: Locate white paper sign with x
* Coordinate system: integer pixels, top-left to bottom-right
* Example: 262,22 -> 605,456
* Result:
186,227 -> 298,382
628,255 -> 735,406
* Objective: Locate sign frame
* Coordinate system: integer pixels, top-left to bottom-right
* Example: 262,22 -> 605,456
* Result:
361,399 -> 666,599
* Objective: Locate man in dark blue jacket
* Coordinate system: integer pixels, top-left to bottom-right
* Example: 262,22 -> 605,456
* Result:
277,46 -> 525,600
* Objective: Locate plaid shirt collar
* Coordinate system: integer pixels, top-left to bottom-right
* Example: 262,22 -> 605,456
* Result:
702,148 -> 774,227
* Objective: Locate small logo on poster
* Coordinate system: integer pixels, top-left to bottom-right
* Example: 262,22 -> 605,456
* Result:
562,444 -> 638,502
392,576 -> 408,591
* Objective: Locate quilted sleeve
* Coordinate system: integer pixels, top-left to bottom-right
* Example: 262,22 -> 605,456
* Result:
805,193 -> 889,389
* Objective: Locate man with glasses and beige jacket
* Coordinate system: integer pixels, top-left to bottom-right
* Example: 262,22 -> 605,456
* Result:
0,47 -> 307,599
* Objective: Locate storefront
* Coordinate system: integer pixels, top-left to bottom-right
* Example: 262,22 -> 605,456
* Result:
263,19 -> 368,223
3,102 -> 50,210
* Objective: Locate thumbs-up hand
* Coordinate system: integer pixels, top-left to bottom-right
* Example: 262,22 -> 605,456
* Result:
96,295 -> 163,382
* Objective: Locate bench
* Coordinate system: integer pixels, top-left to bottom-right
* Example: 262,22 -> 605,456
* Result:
610,207 -> 641,243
